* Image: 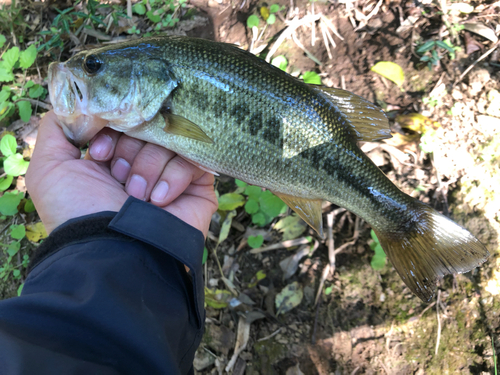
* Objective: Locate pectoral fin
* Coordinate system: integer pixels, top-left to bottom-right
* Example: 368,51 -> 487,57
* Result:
273,193 -> 324,238
162,113 -> 213,144
310,85 -> 392,142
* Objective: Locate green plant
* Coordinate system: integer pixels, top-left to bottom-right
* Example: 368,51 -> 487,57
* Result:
416,39 -> 458,69
0,38 -> 45,123
271,55 -> 288,71
419,128 -> 438,154
247,3 -> 284,29
39,0 -> 127,52
369,229 -> 386,270
301,71 -> 322,85
0,0 -> 28,42
132,0 -> 186,32
218,179 -> 287,227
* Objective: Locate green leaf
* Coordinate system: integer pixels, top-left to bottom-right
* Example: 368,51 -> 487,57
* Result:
370,229 -> 379,242
219,210 -> 236,244
302,71 -> 322,85
3,47 -> 19,69
4,153 -> 29,176
218,193 -> 245,211
370,244 -> 386,270
0,134 -> 17,156
202,247 -> 208,264
275,281 -> 303,315
0,102 -> 14,120
270,4 -> 280,13
0,175 -> 13,191
132,3 -> 146,15
0,35 -> 6,49
24,198 -> 36,213
28,84 -> 45,98
13,269 -> 20,278
6,240 -> 20,257
271,55 -> 288,71
251,212 -> 266,226
371,61 -> 405,87
247,14 -> 260,29
274,214 -> 307,240
19,45 -> 37,69
24,80 -> 34,89
235,179 -> 247,188
416,40 -> 436,54
244,198 -> 259,214
16,100 -> 32,122
0,89 -> 10,102
0,191 -> 23,215
243,185 -> 262,200
266,14 -> 276,25
10,224 -> 25,239
0,65 -> 14,82
146,10 -> 162,23
248,234 -> 264,249
259,190 -> 287,218
17,283 -> 23,296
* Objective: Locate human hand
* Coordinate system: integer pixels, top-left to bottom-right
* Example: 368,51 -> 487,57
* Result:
25,111 -> 218,235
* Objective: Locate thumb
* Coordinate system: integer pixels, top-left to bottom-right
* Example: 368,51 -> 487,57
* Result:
26,111 -> 81,190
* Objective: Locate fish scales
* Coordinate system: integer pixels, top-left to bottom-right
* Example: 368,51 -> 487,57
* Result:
48,36 -> 489,302
154,38 -> 412,229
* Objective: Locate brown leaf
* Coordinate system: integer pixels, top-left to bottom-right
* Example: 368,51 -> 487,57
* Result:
464,32 -> 484,55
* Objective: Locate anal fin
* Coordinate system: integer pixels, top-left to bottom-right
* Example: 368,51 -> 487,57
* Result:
162,113 -> 213,144
273,193 -> 324,238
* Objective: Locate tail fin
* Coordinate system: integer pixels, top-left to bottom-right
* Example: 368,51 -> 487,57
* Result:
374,201 -> 490,302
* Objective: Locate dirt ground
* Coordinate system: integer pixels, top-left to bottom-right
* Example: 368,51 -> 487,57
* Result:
189,1 -> 500,374
0,0 -> 499,373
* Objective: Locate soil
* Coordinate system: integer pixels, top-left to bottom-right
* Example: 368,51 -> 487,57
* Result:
0,0 -> 499,373
189,1 -> 500,374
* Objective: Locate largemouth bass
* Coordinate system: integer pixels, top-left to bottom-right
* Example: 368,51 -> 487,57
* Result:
48,36 -> 488,302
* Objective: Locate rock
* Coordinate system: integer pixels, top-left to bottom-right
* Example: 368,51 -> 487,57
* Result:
193,349 -> 215,371
203,324 -> 235,356
468,68 -> 490,96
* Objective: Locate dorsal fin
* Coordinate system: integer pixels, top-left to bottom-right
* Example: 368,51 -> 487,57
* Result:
310,85 -> 392,142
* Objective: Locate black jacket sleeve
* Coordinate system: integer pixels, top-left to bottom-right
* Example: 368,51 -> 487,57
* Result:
0,197 -> 206,375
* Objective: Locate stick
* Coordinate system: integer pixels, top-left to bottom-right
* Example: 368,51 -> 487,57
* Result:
455,41 -> 500,86
435,289 -> 442,356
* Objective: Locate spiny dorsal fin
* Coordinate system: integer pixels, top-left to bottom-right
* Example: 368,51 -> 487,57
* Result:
310,85 -> 392,142
374,200 -> 489,302
162,113 -> 213,144
273,192 -> 324,238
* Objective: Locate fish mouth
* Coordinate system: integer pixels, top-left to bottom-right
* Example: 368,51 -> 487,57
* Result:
48,62 -> 107,146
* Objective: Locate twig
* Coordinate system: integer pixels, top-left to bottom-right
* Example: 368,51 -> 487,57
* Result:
455,41 -> 500,86
291,32 -> 322,65
265,14 -> 320,62
320,15 -> 344,41
250,236 -> 311,254
435,289 -> 441,356
311,291 -> 321,344
419,301 -> 436,317
257,328 -> 281,341
15,98 -> 52,111
127,0 -> 132,19
320,22 -> 332,60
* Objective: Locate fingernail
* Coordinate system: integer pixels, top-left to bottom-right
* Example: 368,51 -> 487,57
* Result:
111,158 -> 131,183
151,181 -> 169,203
127,174 -> 147,200
89,134 -> 112,161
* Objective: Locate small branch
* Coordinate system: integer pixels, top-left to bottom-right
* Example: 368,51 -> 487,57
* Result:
15,98 -> 52,111
435,289 -> 442,356
455,41 -> 500,86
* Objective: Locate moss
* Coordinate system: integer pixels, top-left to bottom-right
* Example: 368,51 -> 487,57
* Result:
253,339 -> 286,374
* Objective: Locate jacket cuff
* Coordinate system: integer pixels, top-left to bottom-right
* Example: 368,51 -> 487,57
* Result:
29,196 -> 206,328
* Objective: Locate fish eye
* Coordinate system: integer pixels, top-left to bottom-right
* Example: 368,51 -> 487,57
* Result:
83,54 -> 102,75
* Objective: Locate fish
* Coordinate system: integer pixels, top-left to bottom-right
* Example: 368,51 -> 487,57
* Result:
48,36 -> 489,302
